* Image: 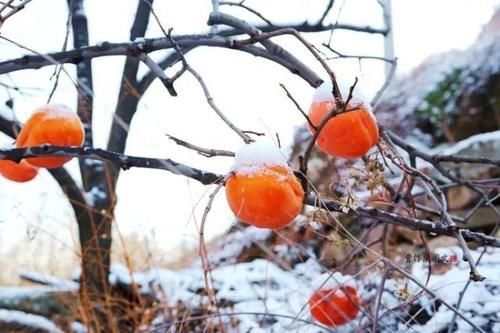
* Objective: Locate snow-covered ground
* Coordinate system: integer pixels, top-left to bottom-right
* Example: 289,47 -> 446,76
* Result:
100,231 -> 500,333
1,230 -> 498,332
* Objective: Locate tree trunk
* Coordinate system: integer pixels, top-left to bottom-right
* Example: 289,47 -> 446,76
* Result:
77,208 -> 115,332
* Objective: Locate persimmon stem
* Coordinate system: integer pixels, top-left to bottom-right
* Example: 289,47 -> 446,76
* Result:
0,144 -> 499,249
279,83 -> 317,131
299,78 -> 359,190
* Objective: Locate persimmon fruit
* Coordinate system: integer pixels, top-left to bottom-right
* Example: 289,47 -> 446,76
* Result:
309,273 -> 361,327
225,142 -> 304,229
308,83 -> 379,159
0,159 -> 38,182
16,104 -> 85,169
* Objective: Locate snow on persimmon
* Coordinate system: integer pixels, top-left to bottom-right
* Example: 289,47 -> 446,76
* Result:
309,272 -> 361,327
16,104 -> 85,169
225,141 -> 304,229
308,82 -> 379,159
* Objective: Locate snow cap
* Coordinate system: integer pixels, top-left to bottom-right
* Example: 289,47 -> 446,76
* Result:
311,272 -> 357,292
313,80 -> 370,110
0,141 -> 14,149
232,140 -> 288,174
32,104 -> 75,119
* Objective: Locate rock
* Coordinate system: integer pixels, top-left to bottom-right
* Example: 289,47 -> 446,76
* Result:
375,17 -> 500,146
434,130 -> 500,180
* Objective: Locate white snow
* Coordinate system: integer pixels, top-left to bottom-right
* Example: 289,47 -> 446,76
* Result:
379,36 -> 500,124
231,140 -> 288,174
109,264 -> 134,285
4,245 -> 497,332
311,272 -> 357,293
31,104 -> 77,120
431,129 -> 500,156
0,309 -> 64,333
312,81 -> 336,103
312,80 -> 371,109
0,286 -> 71,300
0,141 -> 14,150
82,186 -> 108,207
203,225 -> 272,266
149,245 -> 500,332
18,270 -> 79,290
0,106 -> 15,122
71,321 -> 88,333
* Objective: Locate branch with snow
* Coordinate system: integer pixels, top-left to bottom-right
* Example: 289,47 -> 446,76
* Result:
0,309 -> 64,333
0,145 -> 498,249
0,145 -> 223,185
0,32 -> 320,87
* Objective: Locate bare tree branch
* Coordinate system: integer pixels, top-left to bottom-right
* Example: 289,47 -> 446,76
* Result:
67,0 -> 101,193
318,0 -> 335,25
279,83 -> 316,130
166,133 -> 235,157
106,0 -> 154,190
0,145 -> 498,248
299,78 -> 359,188
0,145 -> 223,185
0,114 -> 90,231
219,1 -> 274,26
208,12 -> 324,87
137,52 -> 178,96
227,19 -> 388,36
0,0 -> 32,29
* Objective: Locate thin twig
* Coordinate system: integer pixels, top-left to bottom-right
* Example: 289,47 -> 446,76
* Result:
165,30 -> 253,143
279,83 -> 316,130
199,178 -> 227,333
219,1 -> 274,26
371,57 -> 397,106
322,44 -> 396,64
383,131 -> 485,281
0,145 -> 223,185
318,0 -> 335,24
166,133 -> 235,157
371,267 -> 392,333
300,77 -> 358,186
0,147 -> 498,249
231,25 -> 343,105
137,52 -> 177,96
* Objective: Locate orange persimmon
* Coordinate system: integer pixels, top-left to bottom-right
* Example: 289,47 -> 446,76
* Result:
16,104 -> 85,169
308,84 -> 379,159
0,159 -> 38,182
309,273 -> 361,327
225,142 -> 304,229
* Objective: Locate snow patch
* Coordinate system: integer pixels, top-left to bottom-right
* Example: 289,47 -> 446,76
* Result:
71,321 -> 87,333
31,104 -> 77,120
231,141 -> 288,174
0,309 -> 64,333
311,272 -> 357,293
0,106 -> 15,121
432,129 -> 500,156
18,270 -> 79,290
313,80 -> 370,109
